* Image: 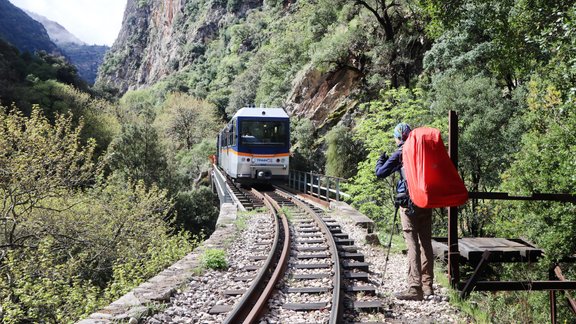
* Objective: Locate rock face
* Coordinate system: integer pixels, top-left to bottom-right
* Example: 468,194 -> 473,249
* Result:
59,43 -> 109,85
98,0 -> 362,128
98,0 -> 262,93
286,65 -> 363,131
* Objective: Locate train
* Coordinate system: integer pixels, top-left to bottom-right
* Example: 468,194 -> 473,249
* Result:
216,107 -> 290,184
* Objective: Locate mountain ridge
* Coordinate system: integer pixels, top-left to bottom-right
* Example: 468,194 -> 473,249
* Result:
0,0 -> 111,85
24,10 -> 86,46
0,0 -> 58,54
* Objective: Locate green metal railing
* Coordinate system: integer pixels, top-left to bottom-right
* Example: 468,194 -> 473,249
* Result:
287,170 -> 349,202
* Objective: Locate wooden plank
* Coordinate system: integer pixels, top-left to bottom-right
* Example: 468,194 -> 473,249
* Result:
431,237 -> 543,264
283,302 -> 328,310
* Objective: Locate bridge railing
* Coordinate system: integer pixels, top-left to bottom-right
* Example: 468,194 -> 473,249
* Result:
287,170 -> 349,202
211,165 -> 234,205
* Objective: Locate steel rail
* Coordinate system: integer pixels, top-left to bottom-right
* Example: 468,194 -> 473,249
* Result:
223,189 -> 290,324
275,188 -> 343,324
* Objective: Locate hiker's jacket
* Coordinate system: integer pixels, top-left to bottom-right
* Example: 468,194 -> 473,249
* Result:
375,142 -> 407,194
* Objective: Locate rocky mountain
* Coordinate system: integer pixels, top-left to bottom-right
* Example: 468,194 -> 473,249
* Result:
0,0 -> 58,54
0,1 -> 109,85
59,43 -> 109,85
97,0 -> 426,129
97,0 -> 356,127
98,0 -> 262,93
24,10 -> 86,46
23,10 -> 109,85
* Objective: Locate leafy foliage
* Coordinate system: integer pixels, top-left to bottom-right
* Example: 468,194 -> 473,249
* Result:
0,106 -> 96,252
325,124 -> 365,178
498,81 -> 576,260
345,85 -> 433,223
106,123 -> 169,188
427,73 -> 524,235
174,187 -> 219,235
290,118 -> 323,171
200,249 -> 228,270
155,93 -> 219,151
0,107 -> 197,322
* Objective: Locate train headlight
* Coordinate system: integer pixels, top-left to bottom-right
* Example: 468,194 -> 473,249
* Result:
241,157 -> 246,162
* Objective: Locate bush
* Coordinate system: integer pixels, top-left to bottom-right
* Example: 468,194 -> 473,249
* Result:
325,124 -> 364,178
345,85 -> 433,224
201,249 -> 228,270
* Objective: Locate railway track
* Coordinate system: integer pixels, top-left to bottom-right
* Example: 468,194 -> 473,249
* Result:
215,179 -> 382,323
142,176 -> 384,323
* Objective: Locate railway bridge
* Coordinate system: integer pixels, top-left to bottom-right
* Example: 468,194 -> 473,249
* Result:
79,111 -> 576,323
79,167 -> 379,323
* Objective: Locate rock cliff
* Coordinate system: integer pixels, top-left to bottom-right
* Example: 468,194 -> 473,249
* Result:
98,0 -> 366,129
98,0 -> 262,93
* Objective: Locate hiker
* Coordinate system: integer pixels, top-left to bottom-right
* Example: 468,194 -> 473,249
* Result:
375,122 -> 434,301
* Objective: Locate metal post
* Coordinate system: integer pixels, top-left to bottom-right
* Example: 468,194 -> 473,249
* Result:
549,266 -> 557,324
448,110 -> 460,287
336,180 -> 340,202
317,175 -> 321,198
303,172 -> 307,194
326,177 -> 331,201
311,172 -> 315,196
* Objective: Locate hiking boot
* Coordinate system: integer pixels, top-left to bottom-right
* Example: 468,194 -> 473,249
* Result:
394,287 -> 423,301
423,285 -> 434,297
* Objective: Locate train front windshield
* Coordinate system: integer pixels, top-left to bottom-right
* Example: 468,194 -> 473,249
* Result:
240,120 -> 288,146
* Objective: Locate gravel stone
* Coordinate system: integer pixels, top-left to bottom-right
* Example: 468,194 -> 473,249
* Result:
141,200 -> 469,323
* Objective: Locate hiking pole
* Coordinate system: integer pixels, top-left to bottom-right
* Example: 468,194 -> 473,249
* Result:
381,202 -> 399,283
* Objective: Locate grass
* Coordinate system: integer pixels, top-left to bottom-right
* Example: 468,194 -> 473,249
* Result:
280,206 -> 294,222
200,248 -> 228,270
377,223 -> 406,254
234,214 -> 248,231
433,262 -> 491,323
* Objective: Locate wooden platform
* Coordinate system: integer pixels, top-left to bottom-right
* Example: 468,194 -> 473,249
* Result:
432,237 -> 543,265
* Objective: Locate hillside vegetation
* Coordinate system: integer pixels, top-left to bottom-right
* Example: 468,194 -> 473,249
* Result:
0,0 -> 575,322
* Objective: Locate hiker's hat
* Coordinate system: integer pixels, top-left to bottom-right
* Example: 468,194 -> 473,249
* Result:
393,122 -> 411,141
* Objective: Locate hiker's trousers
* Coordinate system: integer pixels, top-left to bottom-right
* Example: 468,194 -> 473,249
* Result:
400,205 -> 434,290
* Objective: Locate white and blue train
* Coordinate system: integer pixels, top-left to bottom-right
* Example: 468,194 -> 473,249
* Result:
217,107 -> 290,184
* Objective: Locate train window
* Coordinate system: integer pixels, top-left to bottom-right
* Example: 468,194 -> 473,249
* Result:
240,120 -> 288,146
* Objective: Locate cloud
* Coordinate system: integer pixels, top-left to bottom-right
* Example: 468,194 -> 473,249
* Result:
9,0 -> 126,45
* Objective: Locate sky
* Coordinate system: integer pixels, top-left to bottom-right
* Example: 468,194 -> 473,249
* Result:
9,0 -> 127,46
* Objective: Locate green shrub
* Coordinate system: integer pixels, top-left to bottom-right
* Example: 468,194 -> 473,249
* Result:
201,249 -> 228,270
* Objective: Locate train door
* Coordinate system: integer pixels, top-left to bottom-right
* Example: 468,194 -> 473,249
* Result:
228,118 -> 238,177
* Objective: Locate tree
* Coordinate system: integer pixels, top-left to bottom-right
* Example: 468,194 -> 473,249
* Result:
290,118 -> 323,171
175,138 -> 217,189
428,72 -> 523,235
117,89 -> 159,124
155,93 -> 219,151
106,123 -> 168,188
351,0 -> 429,88
0,106 -> 96,257
325,124 -> 365,178
346,85 -> 432,222
500,80 -> 576,261
174,187 -> 219,235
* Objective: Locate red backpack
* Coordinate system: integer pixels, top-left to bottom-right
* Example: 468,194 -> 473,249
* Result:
402,127 -> 468,208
